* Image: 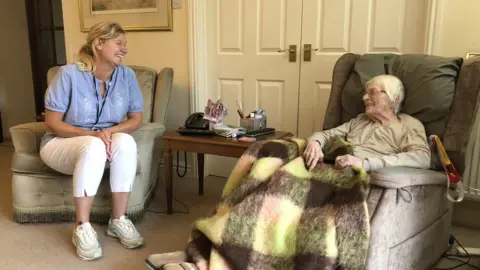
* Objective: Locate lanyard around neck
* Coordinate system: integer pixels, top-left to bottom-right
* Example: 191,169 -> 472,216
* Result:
92,69 -> 115,128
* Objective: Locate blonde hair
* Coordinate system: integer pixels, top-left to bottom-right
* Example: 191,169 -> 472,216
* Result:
77,22 -> 126,72
366,74 -> 405,114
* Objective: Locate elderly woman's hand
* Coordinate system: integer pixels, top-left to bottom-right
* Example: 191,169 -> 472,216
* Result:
304,141 -> 324,171
335,155 -> 363,169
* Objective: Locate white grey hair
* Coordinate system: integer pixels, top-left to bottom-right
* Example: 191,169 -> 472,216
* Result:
365,74 -> 405,114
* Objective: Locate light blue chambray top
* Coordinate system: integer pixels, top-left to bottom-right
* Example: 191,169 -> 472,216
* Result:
40,63 -> 144,149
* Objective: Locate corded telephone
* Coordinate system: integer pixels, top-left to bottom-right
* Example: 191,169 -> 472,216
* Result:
178,112 -> 214,136
184,112 -> 209,130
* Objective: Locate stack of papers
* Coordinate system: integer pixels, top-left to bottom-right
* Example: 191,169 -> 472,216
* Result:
212,124 -> 246,138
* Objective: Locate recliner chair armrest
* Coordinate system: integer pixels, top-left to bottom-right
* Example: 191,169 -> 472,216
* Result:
131,122 -> 166,144
370,167 -> 447,189
9,122 -> 47,154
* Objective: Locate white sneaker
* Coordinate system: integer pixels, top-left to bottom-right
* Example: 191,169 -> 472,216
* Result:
107,216 -> 144,248
72,222 -> 102,261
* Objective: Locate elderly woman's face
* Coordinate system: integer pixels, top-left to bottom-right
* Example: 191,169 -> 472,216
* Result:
362,84 -> 395,115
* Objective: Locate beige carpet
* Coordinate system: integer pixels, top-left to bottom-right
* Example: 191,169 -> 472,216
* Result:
0,141 -> 479,269
0,142 -> 226,269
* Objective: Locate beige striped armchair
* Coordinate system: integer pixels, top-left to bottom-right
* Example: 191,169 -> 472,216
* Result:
9,65 -> 173,224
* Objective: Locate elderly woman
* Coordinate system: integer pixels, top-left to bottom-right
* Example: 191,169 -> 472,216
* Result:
145,74 -> 431,270
304,74 -> 431,172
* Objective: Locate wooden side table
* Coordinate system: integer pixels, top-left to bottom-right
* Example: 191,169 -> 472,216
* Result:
161,130 -> 293,214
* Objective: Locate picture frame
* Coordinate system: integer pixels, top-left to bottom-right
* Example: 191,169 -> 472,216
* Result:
465,52 -> 480,59
79,0 -> 173,32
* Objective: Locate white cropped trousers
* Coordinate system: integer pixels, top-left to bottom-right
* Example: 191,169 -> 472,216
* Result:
40,133 -> 138,197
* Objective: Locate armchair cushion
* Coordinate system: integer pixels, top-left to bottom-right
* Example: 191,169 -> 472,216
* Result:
370,167 -> 446,189
11,152 -> 58,175
392,55 -> 462,139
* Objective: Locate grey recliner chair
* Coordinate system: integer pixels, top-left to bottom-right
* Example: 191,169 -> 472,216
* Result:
323,53 -> 480,269
9,65 -> 173,224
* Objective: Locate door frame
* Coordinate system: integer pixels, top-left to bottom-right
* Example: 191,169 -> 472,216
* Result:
188,1 -> 208,115
187,0 -> 443,178
425,0 -> 443,54
188,1 -> 209,178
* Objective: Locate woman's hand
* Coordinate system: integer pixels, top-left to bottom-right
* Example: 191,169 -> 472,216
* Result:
335,154 -> 363,169
304,141 -> 324,171
93,130 -> 112,162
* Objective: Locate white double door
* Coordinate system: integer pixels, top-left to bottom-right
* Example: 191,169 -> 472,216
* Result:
204,0 -> 431,178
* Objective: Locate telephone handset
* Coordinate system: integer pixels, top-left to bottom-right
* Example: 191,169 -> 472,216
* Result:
184,112 -> 209,130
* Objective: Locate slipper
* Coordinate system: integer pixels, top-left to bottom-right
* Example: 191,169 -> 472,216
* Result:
144,251 -> 191,270
163,262 -> 198,270
146,261 -> 198,270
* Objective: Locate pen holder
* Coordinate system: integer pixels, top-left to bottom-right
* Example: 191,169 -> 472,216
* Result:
240,116 -> 267,132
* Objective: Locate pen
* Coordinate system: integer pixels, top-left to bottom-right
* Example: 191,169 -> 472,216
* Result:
237,109 -> 244,118
236,101 -> 244,118
232,131 -> 245,138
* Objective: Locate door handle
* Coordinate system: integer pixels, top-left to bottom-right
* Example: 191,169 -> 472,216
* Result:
278,45 -> 297,62
303,44 -> 318,62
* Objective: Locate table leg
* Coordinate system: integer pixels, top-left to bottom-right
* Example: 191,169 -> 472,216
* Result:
164,148 -> 173,215
197,153 -> 204,196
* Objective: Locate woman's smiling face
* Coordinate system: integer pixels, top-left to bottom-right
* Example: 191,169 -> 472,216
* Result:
95,34 -> 128,67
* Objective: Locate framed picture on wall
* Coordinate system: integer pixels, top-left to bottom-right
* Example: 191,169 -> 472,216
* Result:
79,0 -> 173,32
465,52 -> 480,59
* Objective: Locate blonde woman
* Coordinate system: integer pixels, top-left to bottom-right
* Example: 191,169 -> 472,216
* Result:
40,22 -> 144,260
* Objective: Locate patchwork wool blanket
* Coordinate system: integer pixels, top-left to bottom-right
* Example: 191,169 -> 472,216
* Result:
185,137 -> 371,270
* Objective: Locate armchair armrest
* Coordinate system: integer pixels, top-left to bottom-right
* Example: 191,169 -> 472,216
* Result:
131,122 -> 166,144
370,167 -> 447,189
9,122 -> 47,154
130,122 -> 165,175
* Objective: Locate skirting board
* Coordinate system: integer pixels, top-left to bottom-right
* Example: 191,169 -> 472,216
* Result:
452,197 -> 480,230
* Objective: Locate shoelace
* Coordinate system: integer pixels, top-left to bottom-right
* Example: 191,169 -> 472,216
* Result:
79,226 -> 97,245
117,219 -> 137,234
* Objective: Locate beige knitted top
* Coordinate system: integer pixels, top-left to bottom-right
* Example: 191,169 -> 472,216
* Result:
308,113 -> 431,172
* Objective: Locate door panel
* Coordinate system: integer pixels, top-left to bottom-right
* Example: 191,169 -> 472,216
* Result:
206,0 -> 303,177
297,0 -> 430,138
